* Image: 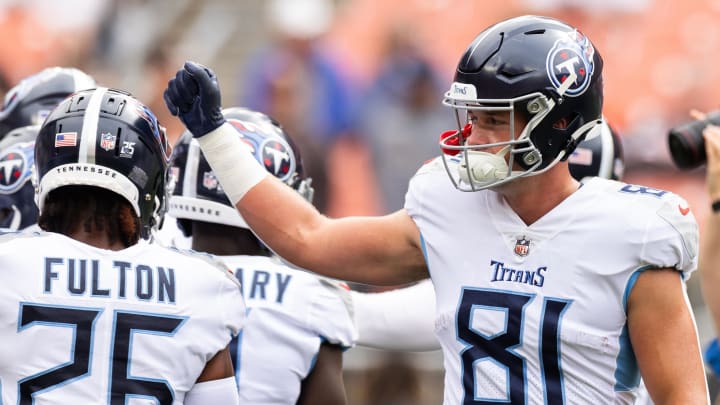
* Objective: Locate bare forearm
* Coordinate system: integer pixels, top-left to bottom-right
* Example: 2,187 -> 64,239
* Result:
238,178 -> 428,285
629,269 -> 709,403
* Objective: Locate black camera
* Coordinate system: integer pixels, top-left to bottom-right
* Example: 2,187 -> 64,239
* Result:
668,110 -> 720,169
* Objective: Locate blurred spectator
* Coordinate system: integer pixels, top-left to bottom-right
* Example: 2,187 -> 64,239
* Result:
140,44 -> 185,144
0,1 -> 107,85
355,24 -> 452,212
236,0 -> 355,214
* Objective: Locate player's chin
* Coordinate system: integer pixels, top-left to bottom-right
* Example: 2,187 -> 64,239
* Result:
490,174 -> 529,193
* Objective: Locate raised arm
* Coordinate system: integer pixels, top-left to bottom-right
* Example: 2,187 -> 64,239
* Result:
164,62 -> 428,286
241,179 -> 427,285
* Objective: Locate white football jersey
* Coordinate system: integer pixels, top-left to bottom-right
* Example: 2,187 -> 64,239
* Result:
153,216 -> 192,250
223,255 -> 356,404
0,231 -> 244,404
405,158 -> 698,404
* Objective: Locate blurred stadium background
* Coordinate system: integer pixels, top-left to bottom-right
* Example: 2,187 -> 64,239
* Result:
2,0 -> 719,402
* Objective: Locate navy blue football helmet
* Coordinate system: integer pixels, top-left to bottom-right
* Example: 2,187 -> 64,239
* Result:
0,137 -> 37,230
0,67 -> 96,138
441,15 -> 604,190
568,119 -> 624,181
34,87 -> 171,239
168,107 -> 313,236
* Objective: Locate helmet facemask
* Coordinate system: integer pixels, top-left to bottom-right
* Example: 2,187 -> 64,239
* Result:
441,88 -> 601,191
441,88 -> 555,191
439,16 -> 604,191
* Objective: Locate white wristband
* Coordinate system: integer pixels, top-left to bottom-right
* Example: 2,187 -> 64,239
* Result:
196,122 -> 268,204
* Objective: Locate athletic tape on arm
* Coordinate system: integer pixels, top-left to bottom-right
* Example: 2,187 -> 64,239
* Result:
196,122 -> 269,204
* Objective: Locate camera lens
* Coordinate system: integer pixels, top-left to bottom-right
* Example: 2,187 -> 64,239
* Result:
668,110 -> 720,170
668,124 -> 706,169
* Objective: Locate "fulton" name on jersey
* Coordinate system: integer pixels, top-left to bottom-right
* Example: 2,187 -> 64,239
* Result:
43,257 -> 176,304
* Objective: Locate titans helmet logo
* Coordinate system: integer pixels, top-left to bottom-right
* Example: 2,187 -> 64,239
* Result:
226,118 -> 296,184
0,143 -> 32,194
261,139 -> 294,182
546,30 -> 596,97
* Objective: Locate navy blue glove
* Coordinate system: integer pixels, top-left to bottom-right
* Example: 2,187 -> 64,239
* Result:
164,61 -> 225,137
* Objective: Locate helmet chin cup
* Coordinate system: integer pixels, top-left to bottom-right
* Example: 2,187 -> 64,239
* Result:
458,151 -> 510,188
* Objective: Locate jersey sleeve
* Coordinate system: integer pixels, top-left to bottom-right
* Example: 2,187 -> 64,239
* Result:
404,156 -> 444,218
307,278 -> 356,349
182,250 -> 246,347
640,193 -> 699,278
351,279 -> 440,351
215,269 -> 246,339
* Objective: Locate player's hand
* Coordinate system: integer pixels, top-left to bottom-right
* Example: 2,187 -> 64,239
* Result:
164,61 -> 225,137
703,124 -> 720,201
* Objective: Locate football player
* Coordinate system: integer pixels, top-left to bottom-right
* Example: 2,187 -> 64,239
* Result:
165,15 -> 707,403
0,66 -> 96,138
165,107 -> 355,404
0,87 -> 244,404
352,120 -> 626,352
0,127 -> 38,231
0,67 -> 97,231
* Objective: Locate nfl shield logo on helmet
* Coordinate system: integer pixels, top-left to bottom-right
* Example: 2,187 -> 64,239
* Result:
100,132 -> 116,151
514,236 -> 530,257
203,171 -> 218,190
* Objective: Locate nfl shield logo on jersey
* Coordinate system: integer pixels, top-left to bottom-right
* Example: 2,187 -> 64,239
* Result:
514,236 -> 530,257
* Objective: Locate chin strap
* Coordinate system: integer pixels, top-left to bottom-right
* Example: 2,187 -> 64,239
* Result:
560,119 -> 603,162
